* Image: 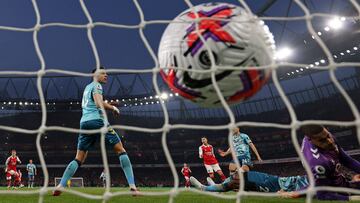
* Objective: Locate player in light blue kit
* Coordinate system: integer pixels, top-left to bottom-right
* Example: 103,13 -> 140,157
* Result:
26,159 -> 36,188
53,67 -> 138,196
190,170 -> 309,196
218,127 -> 262,172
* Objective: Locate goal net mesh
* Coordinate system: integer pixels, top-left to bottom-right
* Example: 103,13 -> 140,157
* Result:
0,0 -> 359,203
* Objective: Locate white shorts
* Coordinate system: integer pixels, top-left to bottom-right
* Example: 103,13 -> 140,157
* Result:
184,176 -> 190,181
204,164 -> 221,173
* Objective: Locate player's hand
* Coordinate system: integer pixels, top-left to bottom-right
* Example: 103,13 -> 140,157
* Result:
112,106 -> 120,116
352,174 -> 360,182
257,157 -> 263,162
277,190 -> 300,198
218,149 -> 226,157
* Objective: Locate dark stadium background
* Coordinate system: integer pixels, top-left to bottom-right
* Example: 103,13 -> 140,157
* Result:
0,0 -> 359,187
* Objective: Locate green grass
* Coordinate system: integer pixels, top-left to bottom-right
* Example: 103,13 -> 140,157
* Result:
0,187 -> 356,203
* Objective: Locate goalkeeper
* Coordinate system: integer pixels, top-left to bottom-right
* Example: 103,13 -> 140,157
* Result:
190,170 -> 309,197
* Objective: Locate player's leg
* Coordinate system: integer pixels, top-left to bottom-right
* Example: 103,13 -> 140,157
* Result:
213,164 -> 226,181
108,129 -> 137,191
31,175 -> 35,188
184,176 -> 190,188
204,164 -> 215,180
190,176 -> 228,192
6,172 -> 12,188
207,177 -> 216,185
58,150 -> 87,188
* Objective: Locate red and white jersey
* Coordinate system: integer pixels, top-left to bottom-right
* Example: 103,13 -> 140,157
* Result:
181,167 -> 191,177
199,144 -> 218,165
5,156 -> 21,171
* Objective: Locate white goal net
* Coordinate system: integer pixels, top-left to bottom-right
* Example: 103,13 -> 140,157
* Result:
54,177 -> 84,188
0,0 -> 359,203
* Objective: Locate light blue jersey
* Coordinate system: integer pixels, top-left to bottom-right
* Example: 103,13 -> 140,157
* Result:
80,81 -> 104,123
232,133 -> 252,157
278,175 -> 309,192
26,163 -> 36,175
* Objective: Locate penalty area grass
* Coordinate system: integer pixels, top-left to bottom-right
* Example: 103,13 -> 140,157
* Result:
0,187 -> 357,203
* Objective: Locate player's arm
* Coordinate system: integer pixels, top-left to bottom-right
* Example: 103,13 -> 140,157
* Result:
199,147 -> 203,159
218,147 -> 230,157
4,157 -> 9,172
93,93 -> 119,115
34,165 -> 37,175
339,147 -> 360,173
249,143 -> 262,161
17,157 -> 21,164
181,168 -> 184,175
189,168 -> 192,173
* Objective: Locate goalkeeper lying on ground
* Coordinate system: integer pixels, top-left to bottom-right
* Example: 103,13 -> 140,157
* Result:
191,170 -> 360,199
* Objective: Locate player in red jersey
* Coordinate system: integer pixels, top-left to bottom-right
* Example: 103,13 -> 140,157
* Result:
181,163 -> 192,188
199,137 -> 226,182
5,149 -> 21,188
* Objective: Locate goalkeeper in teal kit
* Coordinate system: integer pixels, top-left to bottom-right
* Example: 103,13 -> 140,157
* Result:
53,67 -> 138,196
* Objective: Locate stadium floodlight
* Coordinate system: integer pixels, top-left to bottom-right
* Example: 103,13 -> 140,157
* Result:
311,35 -> 315,39
169,93 -> 173,97
122,99 -> 125,102
36,103 -> 39,105
310,64 -> 314,68
275,47 -> 292,60
324,26 -> 330,31
149,96 -> 153,99
320,59 -> 326,64
306,66 -> 309,69
157,101 -> 160,104
151,102 -> 154,104
70,102 -> 72,105
3,102 -> 5,104
14,102 -> 17,105
291,72 -> 294,74
144,97 -> 147,100
25,102 -> 28,105
354,47 -> 358,51
328,17 -> 343,30
333,55 -> 338,58
340,52 -> 344,55
134,98 -> 137,101
140,103 -> 143,105
110,100 -> 114,102
287,73 -> 290,76
160,93 -> 169,100
116,99 -> 119,102
146,102 -> 149,105
155,95 -> 159,99
30,102 -> 33,105
135,103 -> 137,106
346,50 -> 351,53
175,93 -> 179,96
317,31 -> 322,36
124,104 -> 127,107
315,62 -> 320,66
105,100 -> 108,103
296,70 -> 299,73
300,68 -> 304,71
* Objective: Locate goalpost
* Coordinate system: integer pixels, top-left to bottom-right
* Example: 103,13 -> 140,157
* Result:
54,177 -> 84,188
0,0 -> 359,203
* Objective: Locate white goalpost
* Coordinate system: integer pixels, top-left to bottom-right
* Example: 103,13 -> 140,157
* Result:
0,0 -> 359,203
54,177 -> 84,188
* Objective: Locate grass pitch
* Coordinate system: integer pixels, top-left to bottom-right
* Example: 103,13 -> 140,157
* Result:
0,187 -> 357,203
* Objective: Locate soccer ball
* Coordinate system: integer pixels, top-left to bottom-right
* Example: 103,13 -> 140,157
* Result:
158,2 -> 275,107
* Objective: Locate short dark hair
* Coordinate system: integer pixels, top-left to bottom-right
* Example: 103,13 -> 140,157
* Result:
91,66 -> 105,73
300,125 -> 324,137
